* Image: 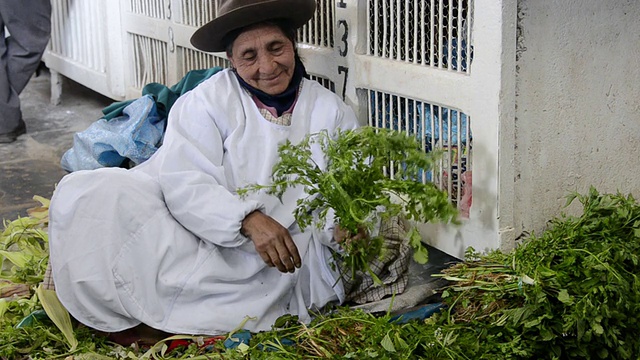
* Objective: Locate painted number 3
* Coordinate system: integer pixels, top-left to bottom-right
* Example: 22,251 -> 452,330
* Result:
338,20 -> 348,57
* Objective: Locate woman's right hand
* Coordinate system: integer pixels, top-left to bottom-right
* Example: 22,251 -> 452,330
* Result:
333,224 -> 368,245
241,211 -> 301,273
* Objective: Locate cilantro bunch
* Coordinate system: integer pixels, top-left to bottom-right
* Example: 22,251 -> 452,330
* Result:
432,187 -> 640,359
239,127 -> 458,282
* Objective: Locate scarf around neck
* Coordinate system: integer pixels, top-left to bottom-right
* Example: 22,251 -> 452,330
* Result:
234,56 -> 307,116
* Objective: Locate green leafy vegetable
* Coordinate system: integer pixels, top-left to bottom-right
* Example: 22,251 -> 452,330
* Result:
239,127 -> 459,281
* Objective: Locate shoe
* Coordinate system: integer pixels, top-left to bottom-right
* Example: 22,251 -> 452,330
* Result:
0,119 -> 27,143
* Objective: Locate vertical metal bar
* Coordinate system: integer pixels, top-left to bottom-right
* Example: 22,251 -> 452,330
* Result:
312,0 -> 318,46
366,0 -> 371,55
394,0 -> 400,60
72,2 -> 80,61
457,110 -> 463,204
78,2 -> 85,65
88,2 -> 95,69
83,2 -> 91,69
91,1 -> 99,70
321,0 -> 326,47
142,37 -> 148,86
132,36 -> 139,88
184,0 -> 189,26
58,0 -> 66,54
99,1 -> 106,70
382,0 -> 388,58
150,39 -> 155,84
466,0 -> 472,73
190,0 -> 195,26
436,105 -> 443,189
466,114 -> 471,168
163,41 -> 168,84
367,91 -> 373,127
413,0 -> 418,64
157,40 -> 162,83
389,95 -> 397,179
50,0 -> 58,53
405,0 -> 409,62
417,100 -> 425,183
429,0 -> 434,66
446,108 -> 453,199
65,0 -> 72,59
419,0 -> 424,65
456,0 -> 462,72
180,0 -> 185,24
438,0 -> 443,68
373,0 -> 379,56
448,0 -> 453,70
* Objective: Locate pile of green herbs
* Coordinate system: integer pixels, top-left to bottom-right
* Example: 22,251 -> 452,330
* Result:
239,127 -> 459,281
2,188 -> 640,359
430,187 -> 640,359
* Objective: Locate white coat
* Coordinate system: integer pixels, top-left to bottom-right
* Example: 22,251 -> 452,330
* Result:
49,69 -> 360,335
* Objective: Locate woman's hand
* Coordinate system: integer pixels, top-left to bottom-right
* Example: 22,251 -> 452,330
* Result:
241,210 -> 301,273
333,224 -> 368,245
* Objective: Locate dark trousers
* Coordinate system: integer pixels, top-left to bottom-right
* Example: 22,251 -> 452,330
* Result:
0,0 -> 52,132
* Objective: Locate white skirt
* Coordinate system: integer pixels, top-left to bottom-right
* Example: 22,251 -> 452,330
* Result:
48,167 -> 344,335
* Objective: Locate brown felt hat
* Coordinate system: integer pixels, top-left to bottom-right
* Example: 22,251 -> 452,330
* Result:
190,0 -> 317,53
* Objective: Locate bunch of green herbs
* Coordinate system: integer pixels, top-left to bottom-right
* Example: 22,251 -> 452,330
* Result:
238,127 -> 458,281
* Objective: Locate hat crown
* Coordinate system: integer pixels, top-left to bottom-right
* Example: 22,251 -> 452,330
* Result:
218,0 -> 273,17
191,0 -> 316,52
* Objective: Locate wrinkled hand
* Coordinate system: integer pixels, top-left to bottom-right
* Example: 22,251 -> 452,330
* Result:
333,224 -> 368,245
241,211 -> 301,273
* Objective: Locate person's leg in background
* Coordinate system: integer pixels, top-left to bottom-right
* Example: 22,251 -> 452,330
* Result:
0,0 -> 52,143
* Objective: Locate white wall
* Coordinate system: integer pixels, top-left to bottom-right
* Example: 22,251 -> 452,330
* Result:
515,0 -> 640,234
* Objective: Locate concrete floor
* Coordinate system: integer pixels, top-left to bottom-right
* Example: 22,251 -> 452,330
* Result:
0,69 -> 113,222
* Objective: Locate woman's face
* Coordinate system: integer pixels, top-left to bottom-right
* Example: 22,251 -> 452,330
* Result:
228,24 -> 296,95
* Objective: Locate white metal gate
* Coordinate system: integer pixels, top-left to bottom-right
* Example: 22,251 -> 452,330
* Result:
44,0 -> 126,101
45,0 -> 518,258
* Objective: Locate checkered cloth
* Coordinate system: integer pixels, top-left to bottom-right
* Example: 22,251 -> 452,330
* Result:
258,108 -> 294,126
338,216 -> 412,304
42,261 -> 56,291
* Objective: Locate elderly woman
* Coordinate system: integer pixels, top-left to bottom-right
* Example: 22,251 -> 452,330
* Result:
48,0 -> 360,341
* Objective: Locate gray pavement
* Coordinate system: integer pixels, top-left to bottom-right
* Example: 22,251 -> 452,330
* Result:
0,68 -> 112,222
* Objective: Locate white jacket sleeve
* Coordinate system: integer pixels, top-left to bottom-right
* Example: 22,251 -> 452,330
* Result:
155,92 -> 262,248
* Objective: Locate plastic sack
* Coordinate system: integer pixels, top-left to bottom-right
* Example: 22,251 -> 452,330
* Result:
61,95 -> 164,172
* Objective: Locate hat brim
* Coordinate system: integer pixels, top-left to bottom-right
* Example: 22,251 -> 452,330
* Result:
190,0 -> 316,53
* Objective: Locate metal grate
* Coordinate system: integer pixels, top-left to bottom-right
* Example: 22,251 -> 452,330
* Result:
177,47 -> 230,79
297,0 -> 334,48
129,0 -> 167,19
180,0 -> 217,27
50,0 -> 106,72
367,0 -> 473,72
129,34 -> 168,89
308,73 -> 336,93
365,89 -> 472,215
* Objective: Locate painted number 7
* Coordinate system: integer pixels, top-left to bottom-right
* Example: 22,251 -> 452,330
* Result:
338,65 -> 348,101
